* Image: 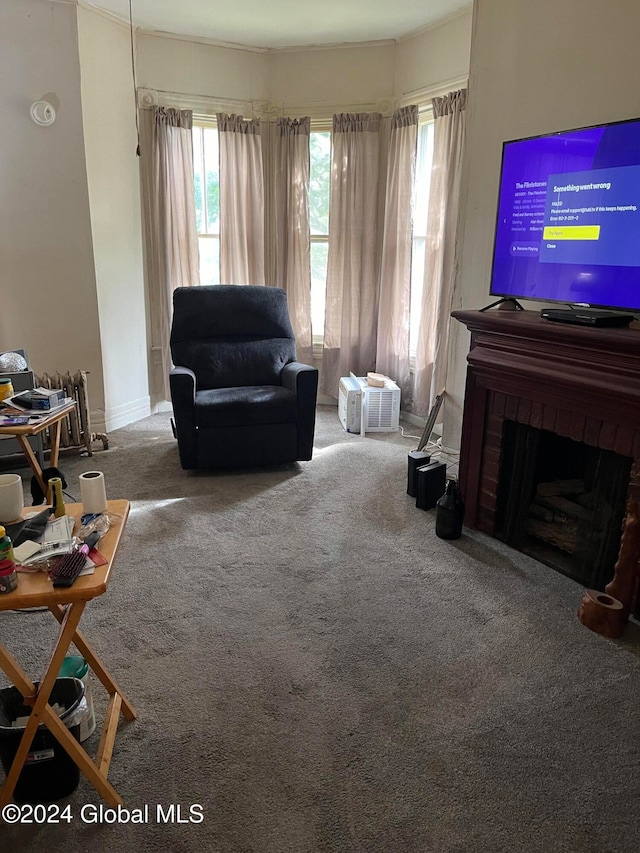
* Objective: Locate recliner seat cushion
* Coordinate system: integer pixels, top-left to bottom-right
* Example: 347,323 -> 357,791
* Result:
195,386 -> 297,429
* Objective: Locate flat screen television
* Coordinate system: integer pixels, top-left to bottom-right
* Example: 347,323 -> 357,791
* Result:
489,115 -> 640,314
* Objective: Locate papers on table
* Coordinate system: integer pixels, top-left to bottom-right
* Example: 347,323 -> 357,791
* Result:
18,515 -> 74,565
12,540 -> 42,564
0,415 -> 31,426
0,393 -> 73,417
39,515 -> 75,558
16,514 -> 98,576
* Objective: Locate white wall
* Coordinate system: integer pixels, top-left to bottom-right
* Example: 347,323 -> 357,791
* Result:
136,33 -> 269,106
447,0 -> 640,448
136,36 -> 396,115
77,6 -> 150,430
136,9 -> 472,116
269,43 -> 396,114
0,0 -> 105,420
395,10 -> 472,99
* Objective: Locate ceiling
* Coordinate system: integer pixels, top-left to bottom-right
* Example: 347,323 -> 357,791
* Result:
86,0 -> 471,50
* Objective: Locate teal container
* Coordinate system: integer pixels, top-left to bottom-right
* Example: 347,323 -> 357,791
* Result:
59,656 -> 95,741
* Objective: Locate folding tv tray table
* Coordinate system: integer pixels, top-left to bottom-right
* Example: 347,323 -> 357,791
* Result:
0,500 -> 135,808
0,400 -> 77,498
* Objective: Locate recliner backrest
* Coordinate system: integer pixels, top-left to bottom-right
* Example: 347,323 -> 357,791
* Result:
170,285 -> 297,389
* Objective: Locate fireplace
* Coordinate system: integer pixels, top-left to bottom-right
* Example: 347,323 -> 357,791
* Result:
452,309 -> 640,625
495,422 -> 632,589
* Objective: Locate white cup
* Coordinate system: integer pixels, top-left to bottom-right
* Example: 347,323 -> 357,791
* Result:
0,473 -> 24,524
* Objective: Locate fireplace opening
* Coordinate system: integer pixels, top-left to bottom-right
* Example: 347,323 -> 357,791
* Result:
495,422 -> 633,589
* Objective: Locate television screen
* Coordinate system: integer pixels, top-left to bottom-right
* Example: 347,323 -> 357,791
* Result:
490,116 -> 640,312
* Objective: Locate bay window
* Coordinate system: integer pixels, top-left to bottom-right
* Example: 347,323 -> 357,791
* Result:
192,112 -> 434,366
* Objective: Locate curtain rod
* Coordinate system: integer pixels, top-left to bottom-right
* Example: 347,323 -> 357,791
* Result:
139,83 -> 464,119
138,88 -> 403,120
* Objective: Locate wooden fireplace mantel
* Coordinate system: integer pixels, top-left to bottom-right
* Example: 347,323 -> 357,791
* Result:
452,310 -> 640,515
452,308 -> 640,629
452,309 -> 640,426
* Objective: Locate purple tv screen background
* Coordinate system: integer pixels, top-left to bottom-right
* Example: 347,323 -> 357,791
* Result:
490,116 -> 640,312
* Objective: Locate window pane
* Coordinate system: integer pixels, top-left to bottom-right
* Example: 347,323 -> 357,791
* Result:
203,128 -> 220,234
413,122 -> 434,236
410,120 -> 435,360
198,236 -> 220,286
309,132 -> 331,236
193,127 -> 204,234
310,240 -> 328,338
410,237 -> 426,358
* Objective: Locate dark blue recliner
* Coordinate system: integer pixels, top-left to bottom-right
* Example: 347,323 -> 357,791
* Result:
169,285 -> 318,470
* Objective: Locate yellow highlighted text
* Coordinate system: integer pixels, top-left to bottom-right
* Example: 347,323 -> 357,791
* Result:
542,225 -> 601,241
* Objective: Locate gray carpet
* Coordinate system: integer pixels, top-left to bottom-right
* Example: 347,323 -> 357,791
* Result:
2,406 -> 640,852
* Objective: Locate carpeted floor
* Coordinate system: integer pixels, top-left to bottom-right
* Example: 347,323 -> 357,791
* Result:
1,406 -> 640,852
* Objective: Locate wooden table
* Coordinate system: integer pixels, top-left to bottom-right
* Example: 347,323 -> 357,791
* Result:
0,401 -> 77,497
0,500 -> 136,807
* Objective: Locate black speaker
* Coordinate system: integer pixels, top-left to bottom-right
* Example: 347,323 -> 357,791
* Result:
415,461 -> 447,510
407,451 -> 431,497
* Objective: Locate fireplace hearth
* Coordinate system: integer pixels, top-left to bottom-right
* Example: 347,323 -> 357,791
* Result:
452,309 -> 640,625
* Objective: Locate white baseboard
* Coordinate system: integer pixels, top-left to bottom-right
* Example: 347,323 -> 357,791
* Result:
94,396 -> 151,433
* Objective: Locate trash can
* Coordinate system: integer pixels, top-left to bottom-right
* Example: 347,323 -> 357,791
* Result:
59,655 -> 96,742
0,677 -> 84,804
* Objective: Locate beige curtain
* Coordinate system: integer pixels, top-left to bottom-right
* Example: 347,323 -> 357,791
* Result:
375,105 -> 419,408
139,106 -> 200,403
270,117 -> 313,365
217,114 -> 265,284
321,113 -> 384,397
414,89 -> 467,416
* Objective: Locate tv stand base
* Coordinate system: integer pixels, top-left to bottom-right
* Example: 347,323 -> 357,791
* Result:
479,297 -> 524,312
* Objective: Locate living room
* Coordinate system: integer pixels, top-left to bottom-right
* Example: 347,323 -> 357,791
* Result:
2,1 -> 640,850
2,0 -> 472,435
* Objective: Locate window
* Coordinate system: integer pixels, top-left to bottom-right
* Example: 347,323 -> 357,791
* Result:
410,117 -> 435,361
308,116 -> 434,357
193,121 -> 331,329
309,129 -> 331,341
192,124 -> 220,285
191,116 -> 432,361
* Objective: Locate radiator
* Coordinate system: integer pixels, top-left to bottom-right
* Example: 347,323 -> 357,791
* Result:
34,370 -> 109,456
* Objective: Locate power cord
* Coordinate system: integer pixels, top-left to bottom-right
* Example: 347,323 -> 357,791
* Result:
399,425 -> 421,441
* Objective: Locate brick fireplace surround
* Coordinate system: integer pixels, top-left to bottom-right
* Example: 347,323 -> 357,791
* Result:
452,309 -> 640,632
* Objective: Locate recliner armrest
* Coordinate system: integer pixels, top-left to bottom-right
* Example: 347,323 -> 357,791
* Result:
169,367 -> 198,469
169,366 -> 196,410
281,361 -> 317,393
282,362 -> 318,461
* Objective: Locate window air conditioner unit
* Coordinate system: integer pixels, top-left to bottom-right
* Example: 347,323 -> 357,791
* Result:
338,373 -> 400,435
